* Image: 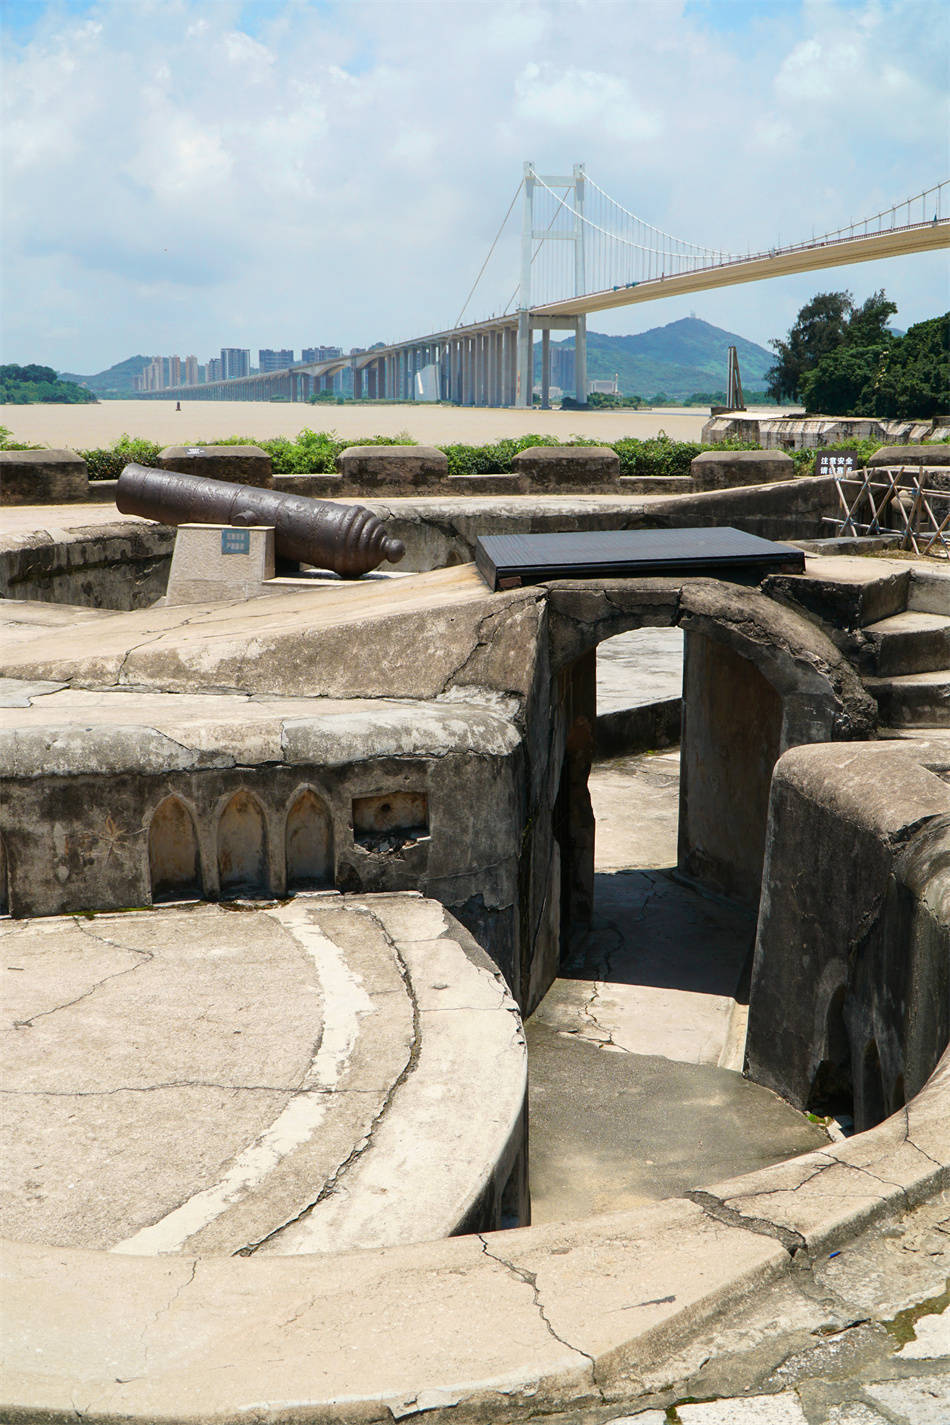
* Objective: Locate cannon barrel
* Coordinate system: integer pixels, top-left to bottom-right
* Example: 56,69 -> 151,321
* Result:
116,463 -> 405,578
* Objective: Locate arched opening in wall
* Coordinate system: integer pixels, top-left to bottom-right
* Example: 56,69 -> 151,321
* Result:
861,1039 -> 887,1130
148,796 -> 202,903
217,790 -> 269,898
806,987 -> 853,1120
594,626 -> 684,770
285,789 -> 333,891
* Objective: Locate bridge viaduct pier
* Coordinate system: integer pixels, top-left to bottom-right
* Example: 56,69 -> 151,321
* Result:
144,313 -> 589,409
350,311 -> 587,409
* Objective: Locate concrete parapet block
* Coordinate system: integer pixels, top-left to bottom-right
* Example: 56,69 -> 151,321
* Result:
158,444 -> 273,487
0,449 -> 88,505
164,523 -> 275,604
510,444 -> 620,491
867,443 -> 950,469
690,449 -> 794,490
746,739 -> 950,1130
336,443 -> 448,491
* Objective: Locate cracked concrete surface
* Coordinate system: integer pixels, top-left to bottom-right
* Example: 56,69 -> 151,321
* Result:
0,894 -> 526,1256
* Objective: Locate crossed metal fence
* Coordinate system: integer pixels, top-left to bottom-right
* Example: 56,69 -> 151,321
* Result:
824,466 -> 950,559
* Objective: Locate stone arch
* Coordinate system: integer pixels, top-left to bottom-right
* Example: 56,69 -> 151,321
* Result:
148,796 -> 202,903
285,788 -> 333,892
806,986 -> 853,1119
217,789 -> 269,898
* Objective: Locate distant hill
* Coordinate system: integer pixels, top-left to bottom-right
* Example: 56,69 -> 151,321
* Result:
59,355 -> 151,395
65,319 -> 775,403
539,317 -> 774,400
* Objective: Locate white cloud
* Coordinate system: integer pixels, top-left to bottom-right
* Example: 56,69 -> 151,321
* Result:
514,63 -> 662,141
0,0 -> 945,372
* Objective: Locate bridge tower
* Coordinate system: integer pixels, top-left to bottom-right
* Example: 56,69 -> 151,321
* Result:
516,161 -> 589,409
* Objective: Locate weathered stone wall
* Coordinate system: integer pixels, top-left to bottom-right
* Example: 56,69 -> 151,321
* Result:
0,450 -> 89,505
0,523 -> 174,608
678,633 -> 783,902
746,740 -> 950,1131
702,414 -> 945,450
367,477 -> 838,571
690,449 -> 794,490
0,735 -> 527,991
158,445 -> 273,487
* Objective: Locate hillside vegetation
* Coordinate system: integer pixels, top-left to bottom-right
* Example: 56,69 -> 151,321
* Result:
1,364 -> 97,405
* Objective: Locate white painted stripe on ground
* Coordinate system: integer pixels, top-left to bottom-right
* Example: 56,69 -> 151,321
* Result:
111,907 -> 377,1255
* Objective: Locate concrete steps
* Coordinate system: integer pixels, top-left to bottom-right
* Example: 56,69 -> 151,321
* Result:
765,554 -> 950,728
867,670 -> 950,727
858,611 -> 950,676
908,563 -> 950,615
765,555 -> 912,630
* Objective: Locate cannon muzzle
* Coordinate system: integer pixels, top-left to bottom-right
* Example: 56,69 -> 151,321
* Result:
116,463 -> 405,578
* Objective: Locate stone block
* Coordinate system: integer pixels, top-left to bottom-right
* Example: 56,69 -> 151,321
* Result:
164,523 -> 275,604
336,444 -> 447,489
0,449 -> 88,505
867,444 -> 950,468
158,445 -> 273,487
690,449 -> 794,490
510,445 -> 620,491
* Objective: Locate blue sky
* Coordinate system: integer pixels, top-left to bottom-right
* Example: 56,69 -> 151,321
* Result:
1,0 -> 947,372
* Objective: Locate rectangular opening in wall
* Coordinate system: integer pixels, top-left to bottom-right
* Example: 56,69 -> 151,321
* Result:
352,791 -> 429,853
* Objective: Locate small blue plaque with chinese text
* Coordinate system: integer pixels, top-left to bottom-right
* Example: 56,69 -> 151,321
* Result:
221,529 -> 250,555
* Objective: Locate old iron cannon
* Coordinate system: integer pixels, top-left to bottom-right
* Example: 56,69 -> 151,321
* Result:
116,463 -> 405,578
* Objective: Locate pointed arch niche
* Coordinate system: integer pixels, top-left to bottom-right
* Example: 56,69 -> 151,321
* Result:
217,789 -> 269,898
148,796 -> 202,902
285,788 -> 334,891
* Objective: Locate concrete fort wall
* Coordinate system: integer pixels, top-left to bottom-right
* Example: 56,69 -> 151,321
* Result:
0,522 -> 174,609
746,739 -> 950,1132
0,732 -> 528,991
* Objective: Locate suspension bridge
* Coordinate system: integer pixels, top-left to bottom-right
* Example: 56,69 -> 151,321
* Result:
160,166 -> 949,409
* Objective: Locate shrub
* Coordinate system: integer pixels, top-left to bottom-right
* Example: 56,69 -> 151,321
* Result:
79,434 -> 163,481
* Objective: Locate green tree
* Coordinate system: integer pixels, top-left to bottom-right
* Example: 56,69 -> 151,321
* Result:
845,290 -> 897,348
766,291 -> 854,401
799,345 -> 888,415
867,313 -> 949,419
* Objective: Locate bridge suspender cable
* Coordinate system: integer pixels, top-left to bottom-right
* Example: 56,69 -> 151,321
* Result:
453,180 -> 524,329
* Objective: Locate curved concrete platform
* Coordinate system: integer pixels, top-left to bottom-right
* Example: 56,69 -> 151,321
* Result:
1,894 -> 527,1260
2,1049 -> 947,1422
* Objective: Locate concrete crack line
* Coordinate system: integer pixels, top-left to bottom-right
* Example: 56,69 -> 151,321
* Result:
12,923 -> 153,1028
0,1081 -> 389,1098
477,1234 -> 605,1398
236,907 -> 421,1256
901,1107 -> 946,1172
581,879 -> 661,1053
686,1189 -> 807,1256
111,603 -> 231,686
142,1258 -> 198,1372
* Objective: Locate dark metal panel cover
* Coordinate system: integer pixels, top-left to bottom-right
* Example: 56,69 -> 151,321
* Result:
475,527 -> 805,589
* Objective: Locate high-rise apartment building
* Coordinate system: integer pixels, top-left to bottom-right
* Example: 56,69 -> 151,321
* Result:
168,355 -> 181,388
207,356 -> 223,382
220,348 -> 251,380
259,348 -> 294,372
184,356 -> 199,386
301,345 -> 342,363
